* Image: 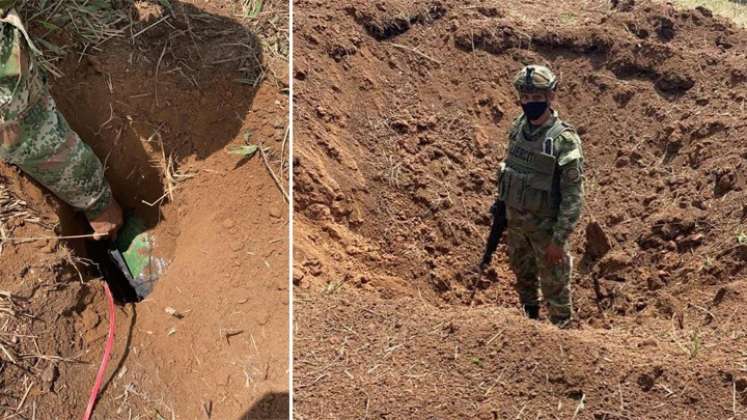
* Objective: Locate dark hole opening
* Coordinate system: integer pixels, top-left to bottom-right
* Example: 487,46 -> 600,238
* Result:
85,240 -> 142,304
61,203 -> 149,305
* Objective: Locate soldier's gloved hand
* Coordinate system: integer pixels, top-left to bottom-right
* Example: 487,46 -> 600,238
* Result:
89,199 -> 123,241
544,242 -> 564,266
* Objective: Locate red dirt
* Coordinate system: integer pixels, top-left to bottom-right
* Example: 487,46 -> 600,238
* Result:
293,0 -> 747,418
1,1 -> 288,419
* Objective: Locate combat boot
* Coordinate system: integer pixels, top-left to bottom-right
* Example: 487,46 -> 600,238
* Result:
523,304 -> 539,320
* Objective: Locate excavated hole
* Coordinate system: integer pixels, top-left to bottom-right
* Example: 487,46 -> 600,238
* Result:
45,2 -> 265,305
56,188 -> 162,304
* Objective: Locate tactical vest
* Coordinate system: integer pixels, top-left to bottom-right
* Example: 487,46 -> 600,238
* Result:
498,116 -> 571,218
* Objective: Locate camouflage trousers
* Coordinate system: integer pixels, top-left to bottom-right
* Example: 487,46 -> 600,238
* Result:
0,90 -> 112,218
507,225 -> 573,323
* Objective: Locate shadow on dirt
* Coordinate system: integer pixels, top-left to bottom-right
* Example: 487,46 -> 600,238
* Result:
98,304 -> 136,397
51,0 -> 263,233
39,0 -> 264,295
238,392 -> 289,420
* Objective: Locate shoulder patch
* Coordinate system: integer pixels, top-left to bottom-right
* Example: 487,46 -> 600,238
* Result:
562,166 -> 581,183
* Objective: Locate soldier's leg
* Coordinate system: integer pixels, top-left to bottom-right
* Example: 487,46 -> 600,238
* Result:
532,231 -> 573,325
507,227 -> 540,318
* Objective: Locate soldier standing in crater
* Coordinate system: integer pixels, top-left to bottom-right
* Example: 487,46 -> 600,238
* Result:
0,3 -> 122,239
482,65 -> 585,327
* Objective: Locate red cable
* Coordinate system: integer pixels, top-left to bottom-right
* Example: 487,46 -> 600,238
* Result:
82,281 -> 116,420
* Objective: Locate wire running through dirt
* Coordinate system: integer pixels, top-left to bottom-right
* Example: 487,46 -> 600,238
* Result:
82,281 -> 116,420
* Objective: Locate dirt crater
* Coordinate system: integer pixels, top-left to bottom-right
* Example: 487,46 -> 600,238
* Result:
294,0 -> 747,417
2,1 -> 288,419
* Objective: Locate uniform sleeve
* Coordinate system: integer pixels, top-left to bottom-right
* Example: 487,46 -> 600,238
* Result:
552,131 -> 584,245
0,25 -> 112,219
507,115 -> 523,143
2,99 -> 114,219
498,116 -> 521,198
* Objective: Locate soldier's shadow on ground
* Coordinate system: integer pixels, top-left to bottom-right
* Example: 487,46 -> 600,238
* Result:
238,392 -> 289,420
49,0 -> 263,235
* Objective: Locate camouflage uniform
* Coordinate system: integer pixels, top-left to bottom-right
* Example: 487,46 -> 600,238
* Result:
0,9 -> 112,218
497,65 -> 584,324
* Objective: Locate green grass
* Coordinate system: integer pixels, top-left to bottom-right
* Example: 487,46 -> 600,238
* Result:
687,330 -> 701,359
668,0 -> 747,27
236,0 -> 288,61
241,0 -> 263,19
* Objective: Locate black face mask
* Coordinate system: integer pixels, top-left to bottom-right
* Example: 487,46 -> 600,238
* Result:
521,101 -> 548,121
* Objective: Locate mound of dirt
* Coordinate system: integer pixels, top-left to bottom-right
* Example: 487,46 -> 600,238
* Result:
296,292 -> 747,419
0,166 -> 105,418
293,0 -> 747,417
1,1 -> 288,419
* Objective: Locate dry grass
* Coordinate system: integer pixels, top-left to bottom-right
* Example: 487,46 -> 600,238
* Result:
0,176 -> 54,254
240,0 -> 288,56
15,0 -> 131,77
12,0 -> 288,88
139,129 -> 195,208
235,0 -> 289,92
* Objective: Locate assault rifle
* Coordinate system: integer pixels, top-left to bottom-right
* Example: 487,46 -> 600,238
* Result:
479,200 -> 508,271
469,200 -> 508,305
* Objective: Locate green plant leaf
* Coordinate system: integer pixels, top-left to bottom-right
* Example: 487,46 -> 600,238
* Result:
227,144 -> 258,158
245,0 -> 263,19
37,20 -> 61,32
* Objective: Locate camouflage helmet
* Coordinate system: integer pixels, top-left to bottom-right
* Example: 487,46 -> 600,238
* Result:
513,65 -> 558,93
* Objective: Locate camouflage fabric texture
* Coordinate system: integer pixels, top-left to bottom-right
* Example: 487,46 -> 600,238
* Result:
0,10 -> 111,218
507,225 -> 572,324
500,109 -> 584,324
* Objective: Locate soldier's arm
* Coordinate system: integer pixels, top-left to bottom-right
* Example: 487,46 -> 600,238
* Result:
0,25 -> 113,219
497,115 -> 521,194
552,131 -> 584,245
2,114 -> 114,219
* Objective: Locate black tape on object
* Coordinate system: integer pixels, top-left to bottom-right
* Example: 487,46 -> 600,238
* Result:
85,239 -> 141,304
106,246 -> 141,303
